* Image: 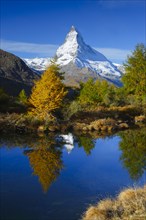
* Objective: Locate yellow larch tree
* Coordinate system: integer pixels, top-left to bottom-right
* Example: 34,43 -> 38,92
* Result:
28,64 -> 67,119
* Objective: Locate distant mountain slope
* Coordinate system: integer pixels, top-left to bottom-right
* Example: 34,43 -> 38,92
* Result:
24,57 -> 51,73
0,49 -> 39,95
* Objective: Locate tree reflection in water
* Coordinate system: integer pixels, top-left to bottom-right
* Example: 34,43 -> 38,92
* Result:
119,127 -> 146,180
25,138 -> 63,192
77,136 -> 95,155
0,126 -> 146,191
0,135 -> 63,193
76,127 -> 146,180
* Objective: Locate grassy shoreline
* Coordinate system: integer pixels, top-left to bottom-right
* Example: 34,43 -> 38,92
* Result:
82,185 -> 146,220
0,105 -> 145,135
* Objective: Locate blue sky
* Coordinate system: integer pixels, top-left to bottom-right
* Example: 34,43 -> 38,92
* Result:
0,0 -> 145,63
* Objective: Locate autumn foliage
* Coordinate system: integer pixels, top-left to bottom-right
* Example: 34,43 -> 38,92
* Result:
29,64 -> 67,119
27,139 -> 63,192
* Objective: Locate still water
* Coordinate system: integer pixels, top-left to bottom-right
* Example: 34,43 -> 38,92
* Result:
0,127 -> 146,220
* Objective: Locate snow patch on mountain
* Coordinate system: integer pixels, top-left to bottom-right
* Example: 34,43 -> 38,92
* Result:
23,57 -> 51,72
113,63 -> 125,73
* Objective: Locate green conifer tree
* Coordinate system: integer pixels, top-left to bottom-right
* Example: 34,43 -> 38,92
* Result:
122,44 -> 146,101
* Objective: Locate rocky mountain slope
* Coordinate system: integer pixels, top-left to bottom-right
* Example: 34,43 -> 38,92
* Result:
0,49 -> 39,95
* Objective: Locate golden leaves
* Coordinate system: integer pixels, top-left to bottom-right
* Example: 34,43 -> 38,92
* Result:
28,64 -> 67,119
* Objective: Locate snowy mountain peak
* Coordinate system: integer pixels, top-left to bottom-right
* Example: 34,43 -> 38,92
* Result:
55,26 -> 122,85
64,25 -> 81,47
56,26 -> 108,68
70,25 -> 76,30
70,25 -> 78,33
56,26 -> 84,65
66,25 -> 83,42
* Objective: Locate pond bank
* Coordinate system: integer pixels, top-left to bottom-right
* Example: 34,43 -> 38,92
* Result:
0,106 -> 145,135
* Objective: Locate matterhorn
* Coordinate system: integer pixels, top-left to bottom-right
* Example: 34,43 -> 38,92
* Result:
24,26 -> 123,86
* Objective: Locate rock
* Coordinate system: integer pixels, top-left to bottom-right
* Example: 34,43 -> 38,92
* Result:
118,123 -> 129,129
82,126 -> 88,131
107,126 -> 114,132
48,124 -> 60,132
73,123 -> 87,130
135,115 -> 146,123
100,126 -> 108,132
88,125 -> 94,131
37,125 -> 45,132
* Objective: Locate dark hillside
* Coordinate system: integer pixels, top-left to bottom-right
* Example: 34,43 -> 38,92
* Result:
0,49 -> 39,95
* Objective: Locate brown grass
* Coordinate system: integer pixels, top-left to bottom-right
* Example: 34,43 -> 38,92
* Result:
82,185 -> 146,220
0,113 -> 42,133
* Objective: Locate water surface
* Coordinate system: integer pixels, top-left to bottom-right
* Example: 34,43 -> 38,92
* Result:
0,128 -> 146,220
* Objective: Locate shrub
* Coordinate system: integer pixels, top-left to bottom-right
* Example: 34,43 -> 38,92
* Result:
63,100 -> 82,120
18,89 -> 28,104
